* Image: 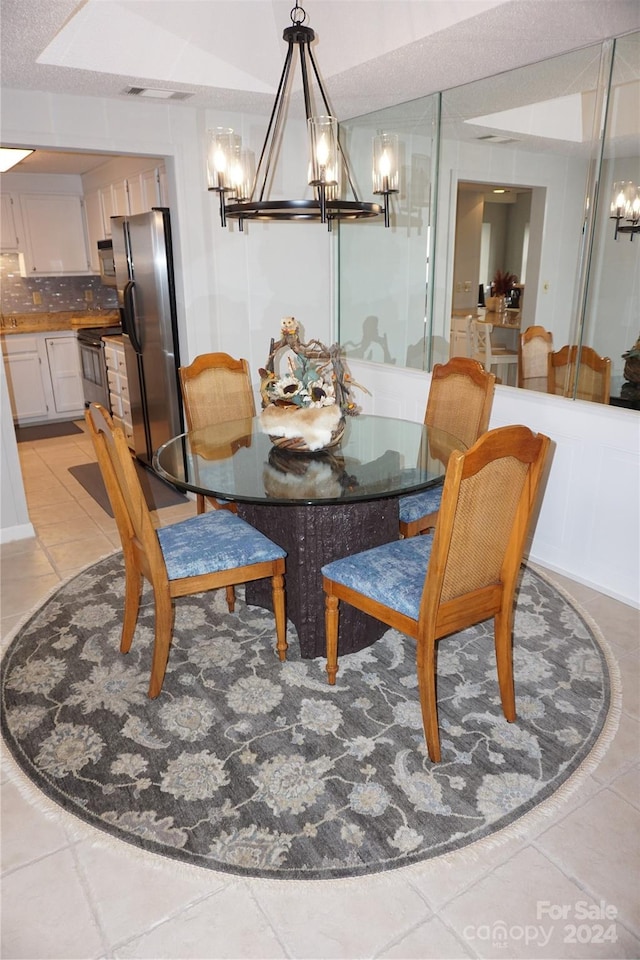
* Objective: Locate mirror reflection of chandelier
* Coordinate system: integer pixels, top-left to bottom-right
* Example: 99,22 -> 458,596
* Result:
610,181 -> 640,240
206,1 -> 398,231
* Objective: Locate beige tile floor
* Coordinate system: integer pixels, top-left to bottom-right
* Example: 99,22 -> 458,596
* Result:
1,423 -> 639,960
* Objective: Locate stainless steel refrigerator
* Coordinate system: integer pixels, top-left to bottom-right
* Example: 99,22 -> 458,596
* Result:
111,209 -> 184,465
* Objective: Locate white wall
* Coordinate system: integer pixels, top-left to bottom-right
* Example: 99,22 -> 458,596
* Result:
583,156 -> 640,379
348,357 -> 640,609
432,139 -> 590,350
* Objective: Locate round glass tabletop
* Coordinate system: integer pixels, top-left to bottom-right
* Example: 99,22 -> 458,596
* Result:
153,414 -> 465,506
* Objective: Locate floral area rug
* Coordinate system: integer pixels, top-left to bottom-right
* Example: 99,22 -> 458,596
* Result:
1,553 -> 616,880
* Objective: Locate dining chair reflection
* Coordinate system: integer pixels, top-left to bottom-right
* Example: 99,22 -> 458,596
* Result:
547,345 -> 611,404
519,325 -> 553,392
398,357 -> 495,538
179,352 -> 256,514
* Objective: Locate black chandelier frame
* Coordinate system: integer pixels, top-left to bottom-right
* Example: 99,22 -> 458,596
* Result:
210,3 -> 394,230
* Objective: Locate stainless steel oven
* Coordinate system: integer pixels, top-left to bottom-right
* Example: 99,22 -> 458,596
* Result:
77,326 -> 121,409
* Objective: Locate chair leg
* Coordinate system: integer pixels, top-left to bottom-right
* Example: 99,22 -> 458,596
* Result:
325,593 -> 339,684
225,586 -> 236,612
416,634 -> 441,762
120,554 -> 142,654
494,610 -> 516,722
196,493 -> 206,514
271,573 -> 288,661
148,590 -> 174,699
400,511 -> 438,539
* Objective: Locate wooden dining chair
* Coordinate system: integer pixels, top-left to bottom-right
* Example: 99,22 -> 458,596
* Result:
179,352 -> 256,514
85,403 -> 287,699
547,345 -> 611,404
519,325 -> 553,391
398,357 -> 495,538
323,424 -> 550,762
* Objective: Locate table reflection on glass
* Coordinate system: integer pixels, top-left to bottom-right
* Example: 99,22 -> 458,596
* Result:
154,414 -> 464,659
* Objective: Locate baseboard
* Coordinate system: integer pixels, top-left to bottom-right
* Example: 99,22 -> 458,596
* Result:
0,522 -> 35,545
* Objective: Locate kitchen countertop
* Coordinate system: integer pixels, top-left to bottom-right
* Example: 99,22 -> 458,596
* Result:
0,310 -> 121,335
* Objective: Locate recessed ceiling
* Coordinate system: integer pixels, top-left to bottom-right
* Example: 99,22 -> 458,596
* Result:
1,1 -> 638,174
3,0 -> 639,117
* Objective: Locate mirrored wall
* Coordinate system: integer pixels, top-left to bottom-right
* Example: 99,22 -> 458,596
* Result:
338,31 -> 639,407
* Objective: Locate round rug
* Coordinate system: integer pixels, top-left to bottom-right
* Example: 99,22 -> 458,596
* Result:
1,553 -> 617,880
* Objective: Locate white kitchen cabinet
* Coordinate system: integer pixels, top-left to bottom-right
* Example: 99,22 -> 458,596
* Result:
104,336 -> 133,448
128,167 -> 163,215
82,163 -> 167,240
0,194 -> 23,251
2,331 -> 85,424
19,194 -> 91,275
83,189 -> 104,272
45,336 -> 85,414
2,336 -> 49,421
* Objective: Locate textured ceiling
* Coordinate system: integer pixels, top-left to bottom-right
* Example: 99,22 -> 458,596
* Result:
1,0 -> 639,173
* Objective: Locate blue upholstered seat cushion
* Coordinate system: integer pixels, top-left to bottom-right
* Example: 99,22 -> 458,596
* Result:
322,536 -> 433,620
157,509 -> 286,580
398,481 -> 443,524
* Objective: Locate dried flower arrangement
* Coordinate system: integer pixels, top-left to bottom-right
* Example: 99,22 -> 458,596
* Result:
258,317 -> 368,452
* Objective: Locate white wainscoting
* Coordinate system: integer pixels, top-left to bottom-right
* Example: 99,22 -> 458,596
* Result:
349,359 -> 640,609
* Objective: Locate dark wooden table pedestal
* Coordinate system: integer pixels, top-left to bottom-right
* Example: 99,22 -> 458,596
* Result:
239,497 -> 399,659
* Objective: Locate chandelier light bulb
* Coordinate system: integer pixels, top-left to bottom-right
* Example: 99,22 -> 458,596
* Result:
316,134 -> 330,171
378,149 -> 391,179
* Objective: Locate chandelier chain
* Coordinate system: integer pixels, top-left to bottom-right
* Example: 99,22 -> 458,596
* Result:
290,2 -> 307,26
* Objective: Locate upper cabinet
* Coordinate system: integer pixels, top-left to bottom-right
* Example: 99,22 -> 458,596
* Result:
0,195 -> 24,251
0,158 -> 167,275
19,194 -> 91,275
83,163 -> 166,257
1,173 -> 92,275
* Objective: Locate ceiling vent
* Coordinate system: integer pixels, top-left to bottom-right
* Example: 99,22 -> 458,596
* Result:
124,87 -> 193,101
475,134 -> 519,144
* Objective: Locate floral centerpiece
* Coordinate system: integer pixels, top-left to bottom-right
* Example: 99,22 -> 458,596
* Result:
259,317 -> 368,453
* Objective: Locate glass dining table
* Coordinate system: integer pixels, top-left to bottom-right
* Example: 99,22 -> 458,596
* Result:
154,413 -> 465,660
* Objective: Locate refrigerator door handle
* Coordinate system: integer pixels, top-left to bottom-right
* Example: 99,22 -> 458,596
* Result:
123,280 -> 143,354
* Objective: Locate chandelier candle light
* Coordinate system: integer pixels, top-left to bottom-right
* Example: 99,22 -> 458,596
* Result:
610,180 -> 640,240
206,1 -> 398,230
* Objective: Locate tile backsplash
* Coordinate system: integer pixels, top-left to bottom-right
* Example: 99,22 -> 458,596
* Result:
1,253 -> 118,315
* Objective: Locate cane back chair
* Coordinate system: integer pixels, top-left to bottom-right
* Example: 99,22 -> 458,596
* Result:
86,403 -> 287,699
323,424 -> 551,762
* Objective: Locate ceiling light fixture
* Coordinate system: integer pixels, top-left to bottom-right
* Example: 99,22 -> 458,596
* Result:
0,148 -> 34,172
206,1 -> 397,230
610,180 -> 640,240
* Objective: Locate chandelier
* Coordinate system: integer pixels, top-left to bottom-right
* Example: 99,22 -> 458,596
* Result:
206,1 -> 398,230
610,181 -> 640,240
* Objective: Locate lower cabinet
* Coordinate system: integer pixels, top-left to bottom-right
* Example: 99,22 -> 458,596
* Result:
45,336 -> 85,414
103,336 -> 134,449
2,332 -> 84,424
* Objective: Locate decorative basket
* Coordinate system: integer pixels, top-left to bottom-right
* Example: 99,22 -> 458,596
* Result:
623,357 -> 640,384
260,402 -> 345,454
258,317 -> 368,453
